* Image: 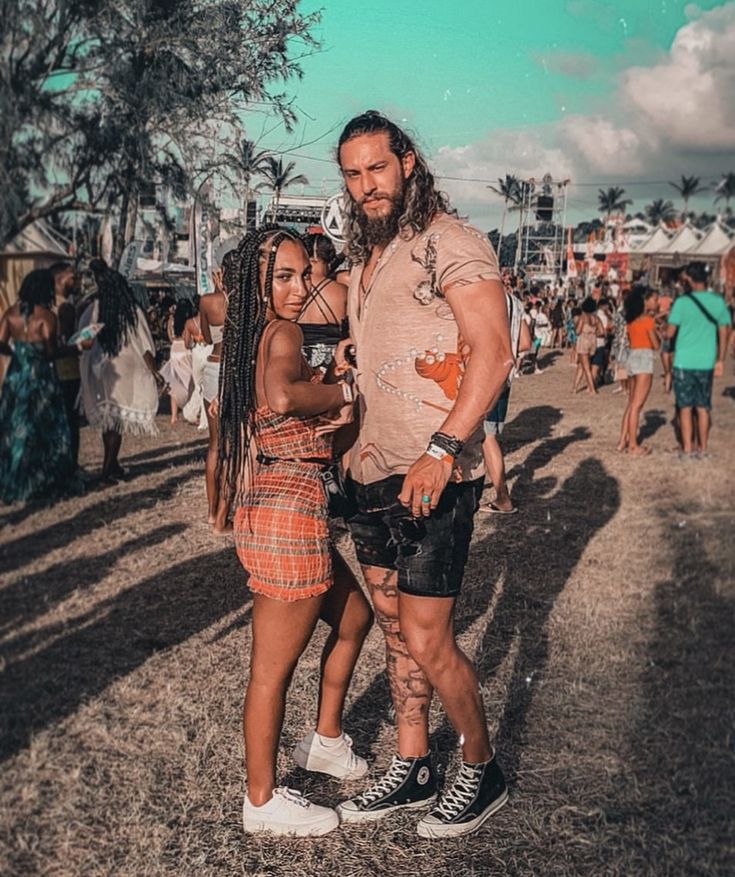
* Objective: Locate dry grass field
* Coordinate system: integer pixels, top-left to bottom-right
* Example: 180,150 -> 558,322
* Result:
1,352 -> 733,877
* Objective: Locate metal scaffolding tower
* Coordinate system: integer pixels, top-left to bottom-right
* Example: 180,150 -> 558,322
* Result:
515,174 -> 570,280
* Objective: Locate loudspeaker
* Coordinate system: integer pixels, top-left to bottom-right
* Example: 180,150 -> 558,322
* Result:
536,195 -> 554,222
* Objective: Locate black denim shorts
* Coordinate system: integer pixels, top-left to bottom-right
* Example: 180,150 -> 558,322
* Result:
345,474 -> 484,598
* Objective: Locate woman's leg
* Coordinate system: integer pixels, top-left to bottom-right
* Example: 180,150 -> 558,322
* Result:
581,354 -> 597,394
314,550 -> 373,737
617,398 -> 631,451
204,402 -> 218,524
101,430 -> 122,480
170,395 -> 178,425
244,592 -> 324,805
572,359 -> 583,392
627,373 -> 653,454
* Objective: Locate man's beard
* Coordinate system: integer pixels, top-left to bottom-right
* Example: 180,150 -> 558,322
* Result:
356,183 -> 406,248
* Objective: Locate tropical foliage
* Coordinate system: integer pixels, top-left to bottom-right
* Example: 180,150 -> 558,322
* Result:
0,0 -> 320,253
597,187 -> 632,221
644,199 -> 677,225
669,175 -> 705,215
257,157 -> 309,220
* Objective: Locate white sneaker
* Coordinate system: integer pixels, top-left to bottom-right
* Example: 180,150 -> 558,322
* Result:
242,787 -> 339,836
293,730 -> 369,779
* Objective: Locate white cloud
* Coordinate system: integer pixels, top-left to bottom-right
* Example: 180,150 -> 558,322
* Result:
431,3 -> 735,226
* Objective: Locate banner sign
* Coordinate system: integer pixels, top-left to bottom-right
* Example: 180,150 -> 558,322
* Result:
193,191 -> 214,296
118,240 -> 141,279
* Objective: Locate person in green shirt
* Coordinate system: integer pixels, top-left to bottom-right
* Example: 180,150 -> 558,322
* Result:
666,261 -> 732,456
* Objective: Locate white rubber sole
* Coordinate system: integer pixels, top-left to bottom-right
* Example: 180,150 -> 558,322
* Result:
292,743 -> 368,780
337,794 -> 437,824
416,788 -> 509,838
242,813 -> 339,837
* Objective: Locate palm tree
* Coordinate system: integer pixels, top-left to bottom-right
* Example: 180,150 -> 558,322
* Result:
235,140 -> 271,228
597,186 -> 632,224
487,174 -> 521,261
257,157 -> 309,221
644,198 -> 677,225
669,174 -> 705,217
714,172 -> 735,213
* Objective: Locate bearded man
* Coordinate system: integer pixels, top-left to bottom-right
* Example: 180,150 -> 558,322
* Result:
333,111 -> 513,838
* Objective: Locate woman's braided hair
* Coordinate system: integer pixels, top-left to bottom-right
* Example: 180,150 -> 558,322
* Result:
216,224 -> 303,498
89,259 -> 139,357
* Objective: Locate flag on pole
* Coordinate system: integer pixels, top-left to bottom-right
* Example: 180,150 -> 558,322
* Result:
192,184 -> 214,296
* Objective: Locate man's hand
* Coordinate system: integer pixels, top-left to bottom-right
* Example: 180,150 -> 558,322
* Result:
333,337 -> 356,375
398,455 -> 453,517
714,360 -> 724,378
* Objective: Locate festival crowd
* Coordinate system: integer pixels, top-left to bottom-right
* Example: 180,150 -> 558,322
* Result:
1,113 -> 732,840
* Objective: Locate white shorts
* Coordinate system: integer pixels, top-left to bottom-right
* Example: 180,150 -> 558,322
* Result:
202,359 -> 220,402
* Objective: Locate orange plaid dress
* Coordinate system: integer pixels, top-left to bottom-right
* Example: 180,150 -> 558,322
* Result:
234,405 -> 333,602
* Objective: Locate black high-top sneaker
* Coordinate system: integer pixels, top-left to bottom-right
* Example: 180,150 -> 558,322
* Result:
337,753 -> 437,822
417,753 -> 508,838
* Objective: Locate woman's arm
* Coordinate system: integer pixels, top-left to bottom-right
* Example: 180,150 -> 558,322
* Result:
262,322 -> 345,417
199,299 -> 212,344
647,319 -> 661,351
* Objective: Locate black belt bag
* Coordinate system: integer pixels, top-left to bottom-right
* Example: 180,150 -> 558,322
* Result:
256,453 -> 356,520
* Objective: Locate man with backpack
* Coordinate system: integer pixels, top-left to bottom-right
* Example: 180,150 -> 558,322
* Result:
666,261 -> 731,457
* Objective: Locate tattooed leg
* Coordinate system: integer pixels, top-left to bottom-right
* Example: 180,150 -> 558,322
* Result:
361,564 -> 432,757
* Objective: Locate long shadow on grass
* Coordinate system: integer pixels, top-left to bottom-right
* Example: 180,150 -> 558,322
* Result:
610,519 -> 734,871
0,546 -> 247,761
637,409 -> 667,443
465,453 -> 620,782
339,423 -> 595,765
0,466 -> 200,576
499,404 -> 563,457
0,523 -> 187,636
0,443 -> 205,531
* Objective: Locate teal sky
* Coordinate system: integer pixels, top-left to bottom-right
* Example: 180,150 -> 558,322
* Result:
253,0 -> 733,227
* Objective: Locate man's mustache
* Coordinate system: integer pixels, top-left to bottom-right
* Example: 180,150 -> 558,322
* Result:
359,192 -> 394,206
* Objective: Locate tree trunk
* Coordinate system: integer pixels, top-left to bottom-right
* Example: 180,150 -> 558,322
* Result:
498,204 -> 507,266
113,187 -> 131,265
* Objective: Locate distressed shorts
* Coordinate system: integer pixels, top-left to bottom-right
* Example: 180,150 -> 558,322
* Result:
346,474 -> 483,598
484,386 -> 511,436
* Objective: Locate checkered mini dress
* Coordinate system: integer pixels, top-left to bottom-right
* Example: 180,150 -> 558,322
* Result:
234,405 -> 333,602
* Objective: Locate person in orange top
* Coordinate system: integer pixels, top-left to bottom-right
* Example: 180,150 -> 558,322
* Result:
617,287 -> 660,454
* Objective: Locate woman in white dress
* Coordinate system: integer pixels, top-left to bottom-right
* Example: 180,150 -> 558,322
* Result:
79,260 -> 166,485
161,299 -> 195,424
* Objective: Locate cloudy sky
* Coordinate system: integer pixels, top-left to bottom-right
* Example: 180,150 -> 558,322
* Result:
254,0 -> 735,229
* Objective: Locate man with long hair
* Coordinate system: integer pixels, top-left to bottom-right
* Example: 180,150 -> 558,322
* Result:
334,111 -> 513,838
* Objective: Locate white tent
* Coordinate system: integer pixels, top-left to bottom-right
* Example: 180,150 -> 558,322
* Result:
0,220 -> 71,312
688,221 -> 734,258
656,222 -> 703,256
633,224 -> 674,254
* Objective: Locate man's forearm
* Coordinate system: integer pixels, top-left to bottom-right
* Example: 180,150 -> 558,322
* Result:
436,348 -> 512,443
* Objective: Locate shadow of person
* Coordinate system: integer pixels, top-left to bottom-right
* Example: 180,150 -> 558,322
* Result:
0,523 -> 188,636
637,409 -> 667,443
501,404 -> 564,457
537,350 -> 564,369
463,457 -> 620,783
0,547 -> 248,762
620,519 -> 734,870
1,468 -> 201,576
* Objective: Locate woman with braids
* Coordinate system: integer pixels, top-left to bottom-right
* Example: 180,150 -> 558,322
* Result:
217,226 -> 372,837
78,259 -> 165,484
0,269 -> 78,502
297,232 -> 348,368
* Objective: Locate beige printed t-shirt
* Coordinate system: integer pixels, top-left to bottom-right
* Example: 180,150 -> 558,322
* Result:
346,213 -> 501,486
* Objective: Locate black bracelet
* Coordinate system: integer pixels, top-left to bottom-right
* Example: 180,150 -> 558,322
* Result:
429,431 -> 464,458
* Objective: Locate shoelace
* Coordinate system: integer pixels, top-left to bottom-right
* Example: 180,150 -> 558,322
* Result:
275,787 -> 310,808
357,756 -> 409,805
433,764 -> 483,820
